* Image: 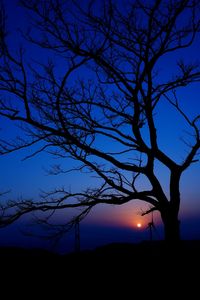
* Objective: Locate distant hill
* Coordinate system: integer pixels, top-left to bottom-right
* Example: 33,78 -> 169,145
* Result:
0,246 -> 58,257
1,240 -> 200,259
1,240 -> 200,272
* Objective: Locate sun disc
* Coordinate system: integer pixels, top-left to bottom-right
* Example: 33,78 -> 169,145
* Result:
137,223 -> 142,228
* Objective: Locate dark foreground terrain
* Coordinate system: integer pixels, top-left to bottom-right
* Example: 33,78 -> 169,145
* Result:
1,241 -> 199,295
1,240 -> 200,267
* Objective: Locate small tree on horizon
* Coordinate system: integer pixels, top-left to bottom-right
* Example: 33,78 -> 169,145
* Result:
0,0 -> 200,242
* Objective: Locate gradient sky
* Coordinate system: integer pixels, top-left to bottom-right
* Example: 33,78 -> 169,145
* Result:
0,0 -> 200,253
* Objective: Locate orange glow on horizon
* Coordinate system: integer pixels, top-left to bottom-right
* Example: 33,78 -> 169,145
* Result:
83,201 -> 162,230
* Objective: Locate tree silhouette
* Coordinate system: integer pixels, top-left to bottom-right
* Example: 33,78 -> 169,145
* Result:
0,0 -> 200,242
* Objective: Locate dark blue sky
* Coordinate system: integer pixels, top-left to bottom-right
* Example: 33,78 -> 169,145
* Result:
0,0 -> 200,252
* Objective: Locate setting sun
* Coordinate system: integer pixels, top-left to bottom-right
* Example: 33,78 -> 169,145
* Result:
137,223 -> 142,228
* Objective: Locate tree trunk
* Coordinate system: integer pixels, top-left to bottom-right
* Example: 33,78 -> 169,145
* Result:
163,217 -> 180,242
162,170 -> 181,242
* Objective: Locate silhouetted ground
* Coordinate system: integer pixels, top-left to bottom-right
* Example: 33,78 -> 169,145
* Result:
1,240 -> 200,264
1,241 -> 199,294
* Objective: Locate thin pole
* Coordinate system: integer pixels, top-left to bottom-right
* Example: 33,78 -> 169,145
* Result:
74,219 -> 80,253
149,223 -> 153,241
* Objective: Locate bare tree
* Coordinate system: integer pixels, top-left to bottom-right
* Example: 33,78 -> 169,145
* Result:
0,0 -> 200,242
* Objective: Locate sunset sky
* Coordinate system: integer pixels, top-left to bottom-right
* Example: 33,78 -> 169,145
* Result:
0,0 -> 200,253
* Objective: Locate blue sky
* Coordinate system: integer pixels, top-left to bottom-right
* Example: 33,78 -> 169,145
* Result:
0,0 -> 200,252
